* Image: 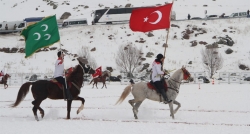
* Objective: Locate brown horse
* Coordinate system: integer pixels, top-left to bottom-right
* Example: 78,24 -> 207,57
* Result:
11,58 -> 95,121
0,73 -> 11,89
89,71 -> 110,89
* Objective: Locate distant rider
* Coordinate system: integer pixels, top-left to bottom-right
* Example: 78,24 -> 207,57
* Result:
0,70 -> 5,82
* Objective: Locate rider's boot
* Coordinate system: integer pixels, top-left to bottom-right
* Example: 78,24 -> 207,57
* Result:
160,89 -> 172,104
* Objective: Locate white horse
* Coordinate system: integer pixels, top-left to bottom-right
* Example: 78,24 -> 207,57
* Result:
116,66 -> 194,119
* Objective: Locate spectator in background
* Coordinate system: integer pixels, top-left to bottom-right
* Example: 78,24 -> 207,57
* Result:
188,14 -> 191,20
14,24 -> 17,30
5,24 -> 8,30
247,10 -> 250,17
220,13 -> 225,18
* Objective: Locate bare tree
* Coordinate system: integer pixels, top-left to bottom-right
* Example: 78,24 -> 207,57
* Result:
116,44 -> 143,78
201,46 -> 223,78
78,46 -> 97,69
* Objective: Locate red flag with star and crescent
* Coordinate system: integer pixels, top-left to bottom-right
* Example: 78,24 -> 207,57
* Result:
92,66 -> 102,78
129,3 -> 173,32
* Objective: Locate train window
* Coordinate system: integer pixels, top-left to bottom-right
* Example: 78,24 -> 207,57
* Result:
18,23 -> 25,28
62,22 -> 68,26
78,20 -> 87,24
107,9 -> 118,14
117,9 -> 126,14
69,21 -> 78,25
96,9 -> 108,16
125,8 -> 133,13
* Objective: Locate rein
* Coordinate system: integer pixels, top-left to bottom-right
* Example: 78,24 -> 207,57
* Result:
71,82 -> 81,92
167,79 -> 181,93
166,69 -> 188,93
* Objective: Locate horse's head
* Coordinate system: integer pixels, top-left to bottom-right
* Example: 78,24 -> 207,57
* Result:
77,57 -> 95,75
103,70 -> 111,77
181,66 -> 193,82
83,64 -> 95,74
5,73 -> 11,78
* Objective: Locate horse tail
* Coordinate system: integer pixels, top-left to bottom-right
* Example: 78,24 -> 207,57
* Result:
11,82 -> 32,107
89,79 -> 94,84
115,85 -> 132,105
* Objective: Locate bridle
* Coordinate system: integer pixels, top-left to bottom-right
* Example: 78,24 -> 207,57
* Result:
3,74 -> 10,81
79,64 -> 91,74
167,68 -> 191,93
71,64 -> 92,91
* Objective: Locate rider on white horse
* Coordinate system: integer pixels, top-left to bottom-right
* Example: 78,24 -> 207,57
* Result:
152,54 -> 172,104
0,69 -> 5,82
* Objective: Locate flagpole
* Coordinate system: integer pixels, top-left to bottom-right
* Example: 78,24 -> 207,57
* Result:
162,0 -> 174,69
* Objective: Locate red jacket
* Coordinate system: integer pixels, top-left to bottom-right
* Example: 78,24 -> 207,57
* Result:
0,72 -> 4,76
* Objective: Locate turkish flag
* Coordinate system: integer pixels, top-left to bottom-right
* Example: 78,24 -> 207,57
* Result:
129,3 -> 173,32
92,66 -> 102,78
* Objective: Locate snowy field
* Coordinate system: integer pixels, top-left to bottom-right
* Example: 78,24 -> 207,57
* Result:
0,83 -> 249,134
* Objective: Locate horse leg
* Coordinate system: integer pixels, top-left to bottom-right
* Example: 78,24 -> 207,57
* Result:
128,99 -> 135,107
32,99 -> 44,121
173,100 -> 181,114
128,99 -> 136,119
4,83 -> 8,89
104,82 -> 107,89
75,97 -> 85,114
168,101 -> 175,119
129,99 -> 142,119
101,82 -> 104,89
95,82 -> 98,89
32,106 -> 39,121
133,101 -> 143,119
67,100 -> 72,119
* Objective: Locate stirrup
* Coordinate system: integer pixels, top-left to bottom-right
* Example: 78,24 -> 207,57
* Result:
163,100 -> 172,104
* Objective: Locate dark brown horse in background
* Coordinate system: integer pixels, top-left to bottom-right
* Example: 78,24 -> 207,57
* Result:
11,58 -> 95,121
0,73 -> 11,89
90,71 -> 110,89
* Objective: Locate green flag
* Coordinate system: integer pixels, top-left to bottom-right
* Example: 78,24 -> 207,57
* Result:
21,15 -> 60,58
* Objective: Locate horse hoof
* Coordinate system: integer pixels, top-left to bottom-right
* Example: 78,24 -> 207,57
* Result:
35,116 -> 39,121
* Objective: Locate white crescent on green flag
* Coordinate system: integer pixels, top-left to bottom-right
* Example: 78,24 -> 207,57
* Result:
21,15 -> 60,58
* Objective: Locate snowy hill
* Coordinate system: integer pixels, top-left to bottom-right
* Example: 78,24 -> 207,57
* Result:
0,0 -> 250,77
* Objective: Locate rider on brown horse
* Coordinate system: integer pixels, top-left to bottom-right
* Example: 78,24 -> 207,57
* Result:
54,51 -> 72,100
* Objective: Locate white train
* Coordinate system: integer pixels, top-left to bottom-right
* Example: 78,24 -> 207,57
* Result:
61,18 -> 88,27
91,7 -> 176,25
0,17 -> 44,33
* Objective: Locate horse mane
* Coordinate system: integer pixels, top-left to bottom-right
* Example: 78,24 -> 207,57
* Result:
102,70 -> 110,77
168,68 -> 183,80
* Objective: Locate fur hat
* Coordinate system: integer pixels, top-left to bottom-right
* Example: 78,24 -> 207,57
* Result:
156,54 -> 164,60
57,51 -> 63,57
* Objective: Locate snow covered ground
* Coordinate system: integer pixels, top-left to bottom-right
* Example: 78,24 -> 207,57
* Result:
1,1 -> 250,133
0,83 -> 250,134
0,0 -> 250,76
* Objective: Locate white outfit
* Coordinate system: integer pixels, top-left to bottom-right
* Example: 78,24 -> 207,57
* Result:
54,58 -> 64,78
151,61 -> 164,82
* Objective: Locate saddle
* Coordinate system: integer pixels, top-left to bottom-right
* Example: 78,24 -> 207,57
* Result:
147,80 -> 168,92
50,79 -> 72,90
50,67 -> 74,90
